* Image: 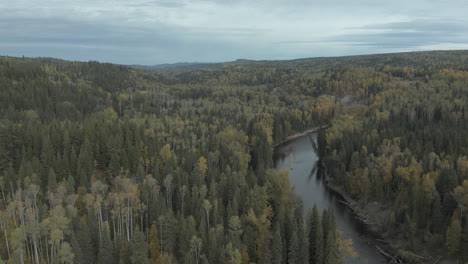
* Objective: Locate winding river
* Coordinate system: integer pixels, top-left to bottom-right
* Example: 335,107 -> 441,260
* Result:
275,133 -> 386,264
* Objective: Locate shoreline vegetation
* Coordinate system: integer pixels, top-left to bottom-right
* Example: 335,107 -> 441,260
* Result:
325,182 -> 403,263
275,129 -> 449,264
275,130 -> 405,263
273,126 -> 328,148
325,180 -> 438,264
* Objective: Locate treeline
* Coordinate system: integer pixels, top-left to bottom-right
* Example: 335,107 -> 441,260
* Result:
0,56 -> 345,264
322,67 -> 468,262
139,50 -> 468,262
1,50 -> 467,263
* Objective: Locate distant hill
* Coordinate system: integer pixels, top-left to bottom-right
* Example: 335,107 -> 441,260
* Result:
129,50 -> 468,72
129,61 -> 223,71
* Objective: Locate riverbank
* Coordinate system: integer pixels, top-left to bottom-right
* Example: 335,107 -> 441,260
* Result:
275,129 -> 450,264
273,125 -> 328,148
325,181 -> 407,263
326,179 -> 453,264
275,131 -> 391,263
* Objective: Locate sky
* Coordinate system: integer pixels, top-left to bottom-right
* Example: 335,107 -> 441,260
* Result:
1,0 -> 468,65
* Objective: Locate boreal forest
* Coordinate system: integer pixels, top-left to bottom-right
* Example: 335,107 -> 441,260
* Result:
0,50 -> 467,264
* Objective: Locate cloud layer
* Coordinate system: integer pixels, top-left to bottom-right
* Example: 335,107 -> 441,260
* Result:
1,0 -> 467,64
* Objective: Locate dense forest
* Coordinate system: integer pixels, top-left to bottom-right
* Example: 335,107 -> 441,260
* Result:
0,55 -> 346,264
0,50 -> 467,263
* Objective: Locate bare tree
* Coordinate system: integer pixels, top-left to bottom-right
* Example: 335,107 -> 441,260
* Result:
203,200 -> 212,231
190,235 -> 202,264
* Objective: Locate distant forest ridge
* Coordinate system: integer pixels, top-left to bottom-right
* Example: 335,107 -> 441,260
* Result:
2,49 -> 468,72
127,50 -> 468,71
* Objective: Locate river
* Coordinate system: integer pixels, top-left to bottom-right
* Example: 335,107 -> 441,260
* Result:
274,133 -> 387,264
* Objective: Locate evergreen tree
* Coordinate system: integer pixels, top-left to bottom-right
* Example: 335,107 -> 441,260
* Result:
324,230 -> 340,264
119,243 -> 130,264
271,224 -> 283,264
48,168 -> 57,192
70,234 -> 84,264
75,218 -> 96,264
148,224 -> 161,264
129,229 -> 149,264
307,205 -> 320,264
446,212 -> 462,256
288,226 -> 300,264
314,215 -> 324,264
98,223 -> 114,264
431,194 -> 443,233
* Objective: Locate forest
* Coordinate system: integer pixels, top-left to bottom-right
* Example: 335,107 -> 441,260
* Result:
0,50 -> 467,263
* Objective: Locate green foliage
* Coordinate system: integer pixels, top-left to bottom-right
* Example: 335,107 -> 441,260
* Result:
98,223 -> 115,264
148,224 -> 161,264
307,205 -> 321,264
446,213 -> 462,256
0,50 -> 466,263
130,229 -> 149,264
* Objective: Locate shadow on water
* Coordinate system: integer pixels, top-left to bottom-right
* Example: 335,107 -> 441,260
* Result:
275,134 -> 387,264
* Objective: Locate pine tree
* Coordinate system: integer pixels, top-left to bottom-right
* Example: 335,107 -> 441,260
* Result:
446,212 -> 461,256
130,228 -> 149,264
148,224 -> 161,264
431,194 -> 443,233
314,213 -> 324,264
98,223 -> 114,264
77,138 -> 93,188
462,221 -> 468,262
48,168 -> 57,193
70,234 -> 84,264
288,226 -> 300,264
307,206 -> 320,264
75,218 -> 96,264
67,174 -> 75,194
324,230 -> 340,264
323,210 -> 340,264
41,134 -> 54,175
119,242 -> 130,264
271,224 -> 283,264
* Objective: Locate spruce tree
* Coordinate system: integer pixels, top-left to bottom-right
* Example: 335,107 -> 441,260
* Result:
446,212 -> 462,256
47,168 -> 57,193
314,213 -> 324,264
307,206 -> 320,264
130,228 -> 149,264
98,223 -> 114,264
324,230 -> 340,264
75,218 -> 96,264
288,227 -> 300,264
271,224 -> 283,264
148,224 -> 161,264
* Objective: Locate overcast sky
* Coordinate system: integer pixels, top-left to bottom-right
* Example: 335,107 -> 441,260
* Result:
1,0 -> 467,64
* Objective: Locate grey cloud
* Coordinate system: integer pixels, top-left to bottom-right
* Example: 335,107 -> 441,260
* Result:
1,0 -> 468,64
328,19 -> 468,49
0,17 -> 182,47
352,19 -> 468,32
0,16 -> 265,64
126,1 -> 186,8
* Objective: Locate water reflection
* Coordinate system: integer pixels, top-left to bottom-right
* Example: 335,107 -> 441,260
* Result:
275,134 -> 386,264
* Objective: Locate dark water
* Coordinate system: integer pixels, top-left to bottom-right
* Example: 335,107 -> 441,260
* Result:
275,134 -> 386,264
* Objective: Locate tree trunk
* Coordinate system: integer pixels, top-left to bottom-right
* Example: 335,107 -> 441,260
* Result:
1,222 -> 10,259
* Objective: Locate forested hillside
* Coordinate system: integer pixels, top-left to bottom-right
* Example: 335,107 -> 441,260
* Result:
0,50 -> 467,263
0,55 -> 343,264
